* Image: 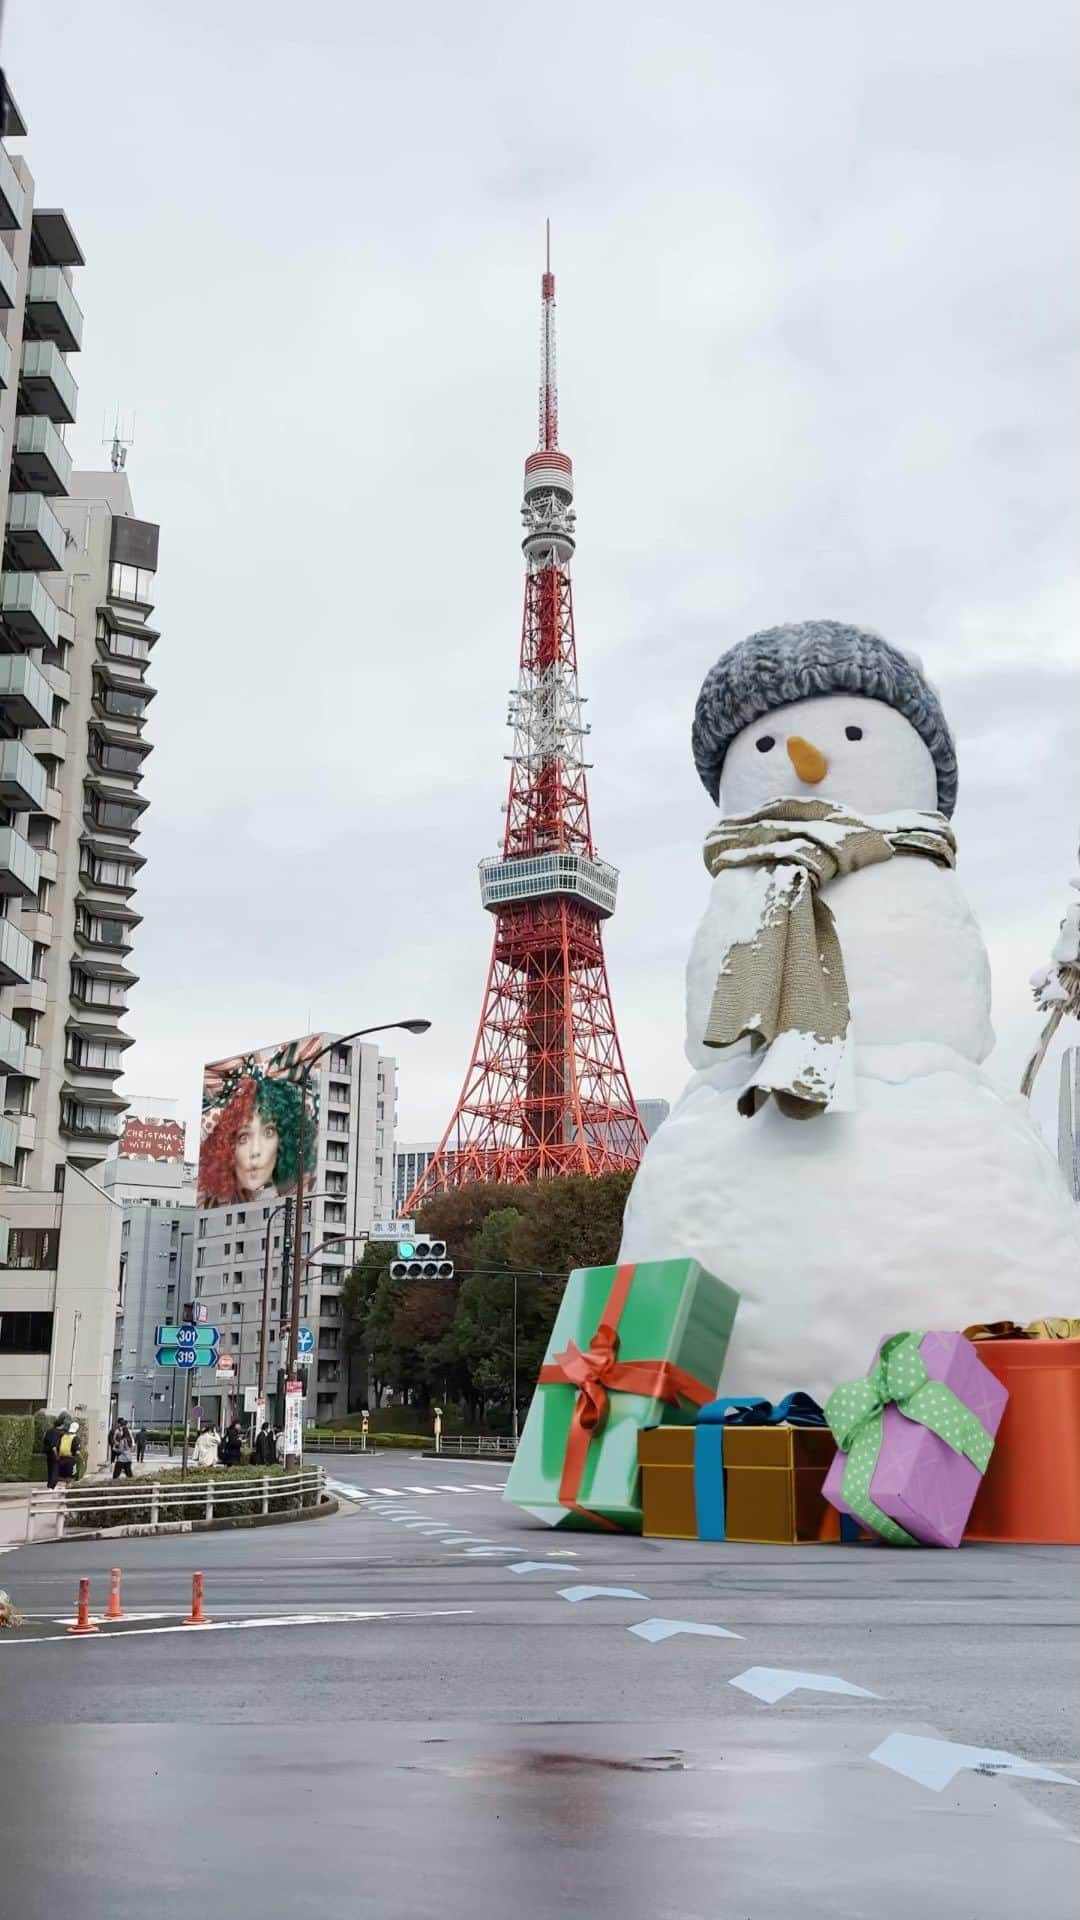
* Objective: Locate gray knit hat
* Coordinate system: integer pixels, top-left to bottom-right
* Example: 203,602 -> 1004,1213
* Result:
691,619 -> 958,816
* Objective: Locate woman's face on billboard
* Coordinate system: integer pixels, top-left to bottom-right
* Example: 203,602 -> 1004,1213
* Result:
235,1106 -> 278,1196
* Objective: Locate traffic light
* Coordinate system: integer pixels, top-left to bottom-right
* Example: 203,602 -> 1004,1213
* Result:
391,1238 -> 454,1281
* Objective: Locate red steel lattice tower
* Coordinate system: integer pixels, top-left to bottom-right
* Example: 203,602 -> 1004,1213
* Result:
409,231 -> 646,1203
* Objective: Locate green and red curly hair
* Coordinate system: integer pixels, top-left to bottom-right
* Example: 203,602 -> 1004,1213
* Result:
198,1065 -> 316,1207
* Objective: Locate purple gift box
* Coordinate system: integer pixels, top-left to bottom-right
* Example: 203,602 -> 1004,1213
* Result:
824,1331 -> 1009,1548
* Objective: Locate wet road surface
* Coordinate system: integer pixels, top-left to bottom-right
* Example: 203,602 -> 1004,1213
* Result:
1,1451 -> 1077,1918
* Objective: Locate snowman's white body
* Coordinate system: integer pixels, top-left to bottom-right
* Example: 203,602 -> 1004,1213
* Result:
618,692 -> 1080,1401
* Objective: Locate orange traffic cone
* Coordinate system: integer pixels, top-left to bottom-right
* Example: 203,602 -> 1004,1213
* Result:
67,1576 -> 100,1635
184,1571 -> 210,1625
104,1567 -> 125,1621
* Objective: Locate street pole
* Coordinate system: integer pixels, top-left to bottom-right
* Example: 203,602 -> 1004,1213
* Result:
284,1019 -> 431,1467
168,1367 -> 177,1456
512,1272 -> 519,1443
180,1365 -> 193,1478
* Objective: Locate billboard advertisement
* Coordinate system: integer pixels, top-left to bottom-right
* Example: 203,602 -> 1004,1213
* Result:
118,1115 -> 187,1162
198,1034 -> 320,1210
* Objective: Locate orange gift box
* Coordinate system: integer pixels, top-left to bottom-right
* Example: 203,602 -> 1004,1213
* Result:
964,1337 -> 1080,1544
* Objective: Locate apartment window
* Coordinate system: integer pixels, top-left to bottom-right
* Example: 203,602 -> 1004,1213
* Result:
91,797 -> 142,832
328,1080 -> 350,1106
96,615 -> 152,661
109,560 -> 155,605
0,1310 -> 53,1353
237,1210 -> 246,1225
71,970 -> 127,1010
225,1213 -> 233,1226
231,1330 -> 240,1347
68,1037 -> 125,1072
84,855 -> 135,889
196,1248 -> 205,1268
232,1302 -> 242,1316
273,1235 -> 280,1251
223,1244 -> 231,1256
197,1219 -> 206,1238
74,908 -> 128,948
235,1240 -> 244,1254
270,1298 -> 278,1315
0,1227 -> 59,1270
101,686 -> 148,719
60,1101 -> 122,1139
326,1141 -> 347,1164
89,730 -> 145,777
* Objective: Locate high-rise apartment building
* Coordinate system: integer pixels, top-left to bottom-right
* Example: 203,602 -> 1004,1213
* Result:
637,1098 -> 670,1140
0,88 -> 159,1464
194,1036 -> 397,1428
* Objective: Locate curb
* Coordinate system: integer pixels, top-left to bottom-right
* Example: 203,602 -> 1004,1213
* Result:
51,1495 -> 339,1543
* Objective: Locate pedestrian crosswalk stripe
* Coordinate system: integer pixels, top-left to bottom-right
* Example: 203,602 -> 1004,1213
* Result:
371,1487 -> 407,1496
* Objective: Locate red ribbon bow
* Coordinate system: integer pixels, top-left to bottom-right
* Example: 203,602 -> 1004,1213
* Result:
538,1264 -> 713,1527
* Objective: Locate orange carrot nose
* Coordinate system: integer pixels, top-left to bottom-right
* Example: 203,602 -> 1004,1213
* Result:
786,735 -> 828,784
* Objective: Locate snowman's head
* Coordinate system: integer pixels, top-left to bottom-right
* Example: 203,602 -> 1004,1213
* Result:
721,692 -> 939,816
692,620 -> 957,817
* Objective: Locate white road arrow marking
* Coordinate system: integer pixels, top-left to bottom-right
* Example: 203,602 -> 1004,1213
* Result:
628,1618 -> 743,1644
508,1561 -> 569,1575
871,1733 -> 1079,1793
558,1585 -> 648,1603
730,1667 -> 878,1705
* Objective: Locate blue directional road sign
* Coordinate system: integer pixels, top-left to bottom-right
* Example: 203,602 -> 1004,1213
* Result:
297,1325 -> 314,1356
156,1346 -> 206,1369
155,1324 -> 220,1348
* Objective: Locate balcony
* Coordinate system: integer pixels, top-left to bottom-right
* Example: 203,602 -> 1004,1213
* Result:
0,738 -> 48,811
0,332 -> 10,392
0,738 -> 48,815
18,909 -> 52,946
41,785 -> 62,821
0,571 -> 60,648
22,726 -> 67,767
19,1044 -> 42,1080
0,1114 -> 17,1168
65,1040 -> 126,1079
0,240 -> 17,311
74,910 -> 134,957
24,267 -> 83,353
0,916 -> 34,986
5,491 -> 66,571
0,654 -> 53,727
59,1097 -> 126,1145
30,209 -> 84,269
0,1013 -> 26,1075
11,415 -> 72,496
0,826 -> 41,900
37,848 -> 58,883
19,341 -> 78,425
12,978 -> 47,1015
0,146 -> 25,231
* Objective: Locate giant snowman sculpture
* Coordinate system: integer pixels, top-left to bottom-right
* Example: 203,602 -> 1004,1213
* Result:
618,621 -> 1080,1402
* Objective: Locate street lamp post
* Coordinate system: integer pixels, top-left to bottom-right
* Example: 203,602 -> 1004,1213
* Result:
285,1020 -> 430,1465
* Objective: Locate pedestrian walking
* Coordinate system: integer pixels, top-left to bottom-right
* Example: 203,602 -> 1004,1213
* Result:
220,1420 -> 244,1468
111,1419 -> 135,1480
135,1426 -> 148,1464
192,1425 -> 219,1469
254,1423 -> 276,1467
56,1420 -> 81,1485
43,1411 -> 68,1491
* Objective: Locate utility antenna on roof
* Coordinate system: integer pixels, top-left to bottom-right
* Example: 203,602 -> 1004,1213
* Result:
102,407 -> 135,472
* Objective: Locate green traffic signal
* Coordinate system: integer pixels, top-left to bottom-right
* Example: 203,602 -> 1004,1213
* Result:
396,1240 -> 416,1260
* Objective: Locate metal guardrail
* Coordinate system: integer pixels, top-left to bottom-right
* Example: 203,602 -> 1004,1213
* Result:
306,1433 -> 517,1456
28,1467 -> 325,1539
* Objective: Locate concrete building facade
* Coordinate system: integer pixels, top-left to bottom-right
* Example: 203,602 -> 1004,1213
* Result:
394,1141 -> 436,1216
104,1104 -> 196,1427
0,89 -> 159,1465
194,1038 -> 396,1429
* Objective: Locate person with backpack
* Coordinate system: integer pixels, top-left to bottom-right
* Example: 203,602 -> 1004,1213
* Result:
56,1420 -> 81,1484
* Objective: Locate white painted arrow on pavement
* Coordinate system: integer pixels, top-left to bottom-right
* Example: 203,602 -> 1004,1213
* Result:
558,1585 -> 648,1604
628,1618 -> 743,1644
871,1733 -> 1079,1794
729,1667 -> 878,1705
508,1561 -> 568,1575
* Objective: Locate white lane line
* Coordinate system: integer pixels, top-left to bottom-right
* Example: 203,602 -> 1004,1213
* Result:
5,1607 -> 475,1648
439,1537 -> 476,1546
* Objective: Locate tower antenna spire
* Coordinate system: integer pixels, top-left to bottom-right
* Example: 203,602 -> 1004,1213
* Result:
539,221 -> 557,452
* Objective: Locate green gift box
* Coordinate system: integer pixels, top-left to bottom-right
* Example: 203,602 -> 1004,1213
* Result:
503,1257 -> 740,1532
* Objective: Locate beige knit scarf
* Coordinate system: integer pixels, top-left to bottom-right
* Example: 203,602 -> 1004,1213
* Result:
702,798 -> 957,1119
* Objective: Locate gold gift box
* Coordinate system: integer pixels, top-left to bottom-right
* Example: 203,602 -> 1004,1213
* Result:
639,1423 -> 841,1544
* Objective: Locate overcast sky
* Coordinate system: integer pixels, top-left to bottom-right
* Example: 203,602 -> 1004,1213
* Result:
5,0 -> 1078,1154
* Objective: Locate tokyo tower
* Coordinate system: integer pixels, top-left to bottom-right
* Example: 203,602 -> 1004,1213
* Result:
409,230 -> 646,1204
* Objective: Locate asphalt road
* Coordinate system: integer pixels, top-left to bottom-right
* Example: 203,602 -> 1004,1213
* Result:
2,1450 -> 1078,1919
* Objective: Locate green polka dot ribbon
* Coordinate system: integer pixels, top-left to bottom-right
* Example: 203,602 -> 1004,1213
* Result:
824,1331 -> 996,1547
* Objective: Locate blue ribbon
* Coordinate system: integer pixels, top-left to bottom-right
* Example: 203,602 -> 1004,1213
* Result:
694,1392 -> 853,1541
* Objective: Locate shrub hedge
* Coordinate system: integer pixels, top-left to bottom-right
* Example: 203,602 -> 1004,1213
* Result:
63,1464 -> 320,1530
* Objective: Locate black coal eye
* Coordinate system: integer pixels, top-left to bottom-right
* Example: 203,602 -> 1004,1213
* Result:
845,725 -> 863,741
755,734 -> 775,753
